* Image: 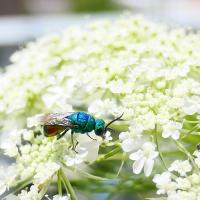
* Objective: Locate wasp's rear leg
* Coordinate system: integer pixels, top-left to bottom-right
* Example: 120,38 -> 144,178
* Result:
57,129 -> 69,140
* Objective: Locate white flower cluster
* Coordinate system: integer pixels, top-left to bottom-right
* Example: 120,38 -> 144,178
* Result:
0,16 -> 199,132
0,126 -> 101,199
0,16 -> 199,199
153,157 -> 200,200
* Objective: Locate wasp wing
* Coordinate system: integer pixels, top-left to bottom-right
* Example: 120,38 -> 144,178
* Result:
40,113 -> 77,137
41,113 -> 75,126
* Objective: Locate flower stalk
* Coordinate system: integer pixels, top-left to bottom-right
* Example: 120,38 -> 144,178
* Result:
154,124 -> 168,170
60,169 -> 78,200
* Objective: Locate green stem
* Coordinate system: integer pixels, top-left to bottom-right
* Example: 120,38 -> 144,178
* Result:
175,140 -> 199,171
154,124 -> 168,170
60,169 -> 78,200
3,178 -> 32,199
38,181 -> 50,200
96,146 -> 121,162
117,152 -> 126,177
71,167 -> 108,181
184,120 -> 200,124
57,169 -> 62,195
62,178 -> 69,194
61,161 -> 108,181
183,124 -> 199,132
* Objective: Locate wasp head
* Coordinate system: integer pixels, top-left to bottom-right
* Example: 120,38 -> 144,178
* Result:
94,119 -> 105,139
95,113 -> 124,139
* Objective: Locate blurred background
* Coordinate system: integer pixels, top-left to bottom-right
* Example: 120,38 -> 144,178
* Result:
1,0 -> 200,67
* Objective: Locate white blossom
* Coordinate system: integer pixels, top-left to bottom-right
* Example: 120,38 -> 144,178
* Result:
34,161 -> 60,185
183,98 -> 200,115
27,114 -> 45,128
153,172 -> 177,195
162,121 -> 183,140
64,147 -> 88,167
18,185 -> 40,200
129,142 -> 158,176
53,195 -> 70,200
104,131 -> 113,143
0,15 -> 200,199
119,132 -> 135,152
45,194 -> 70,200
168,160 -> 192,176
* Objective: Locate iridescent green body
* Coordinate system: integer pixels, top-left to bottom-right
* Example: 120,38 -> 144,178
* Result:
42,111 -> 123,143
66,112 -> 105,136
42,111 -> 123,151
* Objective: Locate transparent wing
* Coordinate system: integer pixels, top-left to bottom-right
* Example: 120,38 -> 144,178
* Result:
40,112 -> 75,127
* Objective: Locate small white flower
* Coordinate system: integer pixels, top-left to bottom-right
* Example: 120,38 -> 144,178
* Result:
162,121 -> 182,140
104,131 -> 113,143
119,132 -> 130,141
119,132 -> 135,152
18,185 -> 39,200
64,147 -> 88,166
88,99 -> 119,117
121,138 -> 135,152
27,114 -> 45,128
168,160 -> 192,176
34,161 -> 60,185
119,131 -> 142,153
76,132 -> 101,162
0,129 -> 23,157
53,195 -> 70,200
167,191 -> 197,200
128,122 -> 144,138
183,99 -> 200,115
48,193 -> 70,200
153,172 -> 177,195
129,142 -> 158,176
188,173 -> 200,185
175,177 -> 191,190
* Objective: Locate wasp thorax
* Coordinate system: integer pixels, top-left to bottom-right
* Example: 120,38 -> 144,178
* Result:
94,119 -> 105,136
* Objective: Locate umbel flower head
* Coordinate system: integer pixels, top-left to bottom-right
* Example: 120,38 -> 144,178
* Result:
0,15 -> 200,199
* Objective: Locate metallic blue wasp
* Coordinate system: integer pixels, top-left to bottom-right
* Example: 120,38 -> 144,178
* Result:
41,111 -> 123,151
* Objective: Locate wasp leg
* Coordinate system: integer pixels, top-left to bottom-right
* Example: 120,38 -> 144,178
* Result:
57,129 -> 69,140
86,133 -> 97,141
75,140 -> 79,149
71,131 -> 78,153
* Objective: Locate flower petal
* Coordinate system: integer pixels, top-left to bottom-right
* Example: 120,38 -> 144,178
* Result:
129,150 -> 144,161
132,157 -> 145,174
144,159 -> 154,176
121,139 -> 135,152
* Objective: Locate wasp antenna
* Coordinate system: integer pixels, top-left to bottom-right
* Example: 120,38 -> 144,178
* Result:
105,112 -> 124,130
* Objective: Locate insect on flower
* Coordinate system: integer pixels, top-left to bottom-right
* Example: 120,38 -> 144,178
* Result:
40,112 -> 123,151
